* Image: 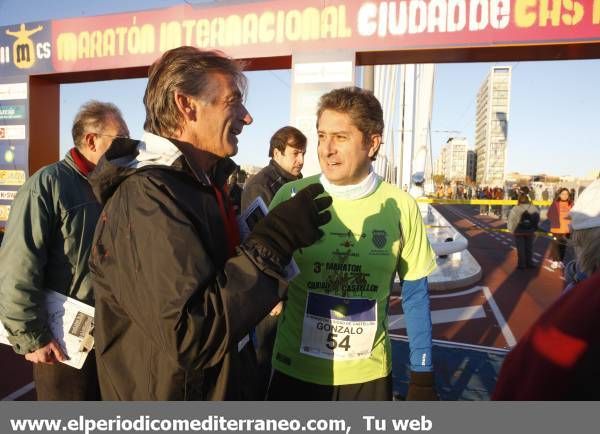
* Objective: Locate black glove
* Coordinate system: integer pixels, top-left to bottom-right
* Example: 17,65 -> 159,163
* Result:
247,183 -> 332,265
406,371 -> 439,401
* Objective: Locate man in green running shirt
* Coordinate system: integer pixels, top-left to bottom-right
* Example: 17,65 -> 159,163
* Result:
267,87 -> 438,401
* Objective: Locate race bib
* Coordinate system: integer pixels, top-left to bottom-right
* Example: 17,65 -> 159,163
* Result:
300,292 -> 377,361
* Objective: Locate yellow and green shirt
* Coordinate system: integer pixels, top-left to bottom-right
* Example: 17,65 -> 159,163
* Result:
269,174 -> 436,385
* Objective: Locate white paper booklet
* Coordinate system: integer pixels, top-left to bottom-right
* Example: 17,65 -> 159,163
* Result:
238,196 -> 300,281
0,290 -> 95,369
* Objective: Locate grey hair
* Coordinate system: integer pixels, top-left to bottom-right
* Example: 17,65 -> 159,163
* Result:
143,46 -> 247,138
571,227 -> 600,276
71,100 -> 125,149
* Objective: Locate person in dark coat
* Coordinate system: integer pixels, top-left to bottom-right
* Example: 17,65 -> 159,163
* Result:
88,47 -> 332,400
240,125 -> 307,398
507,193 -> 540,269
226,170 -> 243,215
241,126 -> 306,211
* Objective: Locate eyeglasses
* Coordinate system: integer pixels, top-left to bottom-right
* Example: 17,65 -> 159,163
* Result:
86,132 -> 130,140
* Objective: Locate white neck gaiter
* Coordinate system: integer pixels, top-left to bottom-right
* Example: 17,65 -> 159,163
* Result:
320,169 -> 381,200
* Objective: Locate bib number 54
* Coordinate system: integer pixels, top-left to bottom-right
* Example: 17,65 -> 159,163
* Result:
326,333 -> 351,351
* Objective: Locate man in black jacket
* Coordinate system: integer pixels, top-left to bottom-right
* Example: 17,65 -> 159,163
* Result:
240,125 -> 306,398
89,47 -> 331,400
241,126 -> 306,210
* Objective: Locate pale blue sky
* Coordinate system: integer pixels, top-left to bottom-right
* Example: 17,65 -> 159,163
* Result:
1,0 -> 599,178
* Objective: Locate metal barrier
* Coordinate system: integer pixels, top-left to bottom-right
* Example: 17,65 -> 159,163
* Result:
419,198 -> 556,239
422,205 -> 468,256
418,203 -> 482,290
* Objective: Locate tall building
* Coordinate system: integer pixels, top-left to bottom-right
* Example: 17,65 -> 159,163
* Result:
434,146 -> 446,180
467,149 -> 477,183
475,66 -> 511,186
432,155 -> 442,177
439,137 -> 468,183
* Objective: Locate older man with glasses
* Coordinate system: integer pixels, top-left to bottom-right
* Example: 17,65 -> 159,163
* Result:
0,100 -> 129,400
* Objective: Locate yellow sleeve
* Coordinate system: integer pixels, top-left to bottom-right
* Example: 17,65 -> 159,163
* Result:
397,195 -> 437,281
268,184 -> 292,211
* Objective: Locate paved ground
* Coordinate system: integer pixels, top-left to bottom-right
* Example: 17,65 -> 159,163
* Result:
391,204 -> 568,400
392,340 -> 505,400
